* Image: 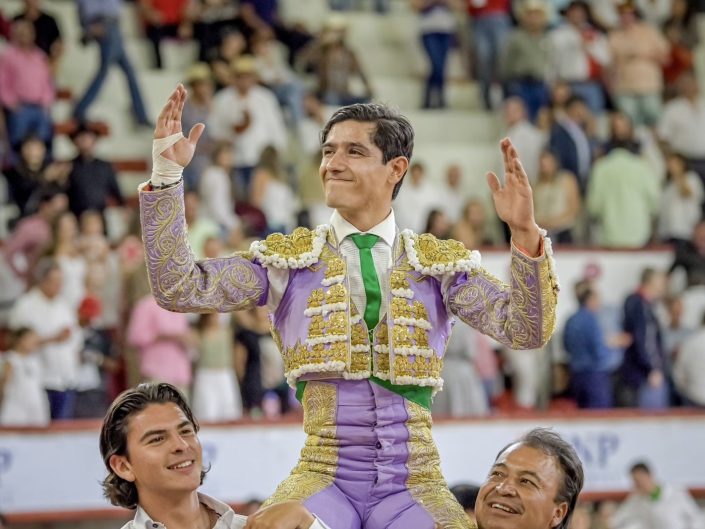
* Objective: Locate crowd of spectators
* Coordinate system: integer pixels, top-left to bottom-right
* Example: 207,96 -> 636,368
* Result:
1,0 -> 705,431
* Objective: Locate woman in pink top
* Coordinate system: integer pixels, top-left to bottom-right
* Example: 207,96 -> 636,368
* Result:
126,294 -> 195,395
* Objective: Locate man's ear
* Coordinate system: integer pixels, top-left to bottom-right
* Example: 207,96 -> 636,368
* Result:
110,454 -> 136,483
387,156 -> 409,187
550,502 -> 569,528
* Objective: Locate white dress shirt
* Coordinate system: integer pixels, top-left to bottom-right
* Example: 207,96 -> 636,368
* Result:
123,493 -> 331,529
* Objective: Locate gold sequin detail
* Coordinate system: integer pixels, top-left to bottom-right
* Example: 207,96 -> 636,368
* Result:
308,315 -> 325,337
325,283 -> 347,304
412,300 -> 428,320
391,270 -> 410,290
324,257 -> 346,279
261,227 -> 316,259
393,325 -> 413,346
413,234 -> 471,270
394,355 -> 442,380
326,312 -> 347,335
405,401 -> 471,528
307,289 -> 324,309
412,327 -> 429,347
392,297 -> 413,318
263,383 -> 338,506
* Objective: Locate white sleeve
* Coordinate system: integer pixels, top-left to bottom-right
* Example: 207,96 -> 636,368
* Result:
266,267 -> 290,313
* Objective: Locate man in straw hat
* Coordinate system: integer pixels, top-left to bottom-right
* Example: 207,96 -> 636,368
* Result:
138,84 -> 559,527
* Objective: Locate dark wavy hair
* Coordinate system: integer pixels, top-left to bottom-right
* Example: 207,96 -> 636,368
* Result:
495,428 -> 584,529
99,383 -> 206,509
320,103 -> 414,199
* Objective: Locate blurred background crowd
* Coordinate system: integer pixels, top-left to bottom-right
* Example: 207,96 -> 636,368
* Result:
1,0 -> 705,525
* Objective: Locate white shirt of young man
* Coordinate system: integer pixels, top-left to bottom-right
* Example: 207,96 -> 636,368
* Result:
124,492 -> 331,529
9,288 -> 82,391
611,485 -> 705,529
207,86 -> 287,167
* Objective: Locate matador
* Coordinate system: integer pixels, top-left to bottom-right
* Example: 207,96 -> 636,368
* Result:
139,85 -> 559,529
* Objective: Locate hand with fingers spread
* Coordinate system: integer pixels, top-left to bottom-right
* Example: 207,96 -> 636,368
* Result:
155,83 -> 205,168
487,138 -> 541,255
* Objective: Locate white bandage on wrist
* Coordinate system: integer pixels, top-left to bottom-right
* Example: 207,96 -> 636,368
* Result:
151,132 -> 186,187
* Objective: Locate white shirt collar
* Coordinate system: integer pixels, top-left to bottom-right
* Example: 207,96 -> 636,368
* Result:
330,209 -> 397,247
132,492 -> 243,529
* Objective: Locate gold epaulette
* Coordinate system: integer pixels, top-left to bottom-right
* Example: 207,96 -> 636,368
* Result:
401,230 -> 481,276
250,225 -> 329,269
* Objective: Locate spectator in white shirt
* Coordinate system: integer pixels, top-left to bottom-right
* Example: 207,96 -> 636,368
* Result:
673,313 -> 705,407
503,97 -> 546,184
393,161 -> 443,234
252,30 -> 306,132
0,327 -> 50,426
658,152 -> 704,245
198,141 -> 241,234
9,258 -> 82,419
658,72 -> 705,180
611,462 -> 704,529
436,164 -> 465,223
548,0 -> 611,114
207,55 -> 287,196
250,146 -> 299,234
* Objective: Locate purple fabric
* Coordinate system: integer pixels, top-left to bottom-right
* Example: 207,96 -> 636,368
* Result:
139,182 -> 269,313
398,269 -> 453,359
301,380 -> 438,529
273,265 -> 328,347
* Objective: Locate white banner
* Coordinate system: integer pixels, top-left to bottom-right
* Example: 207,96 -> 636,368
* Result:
1,414 -> 704,515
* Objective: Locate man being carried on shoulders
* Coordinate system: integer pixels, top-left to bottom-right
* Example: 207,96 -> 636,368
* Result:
138,85 -> 560,528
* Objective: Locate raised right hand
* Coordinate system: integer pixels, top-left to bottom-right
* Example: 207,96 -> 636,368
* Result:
155,84 -> 205,168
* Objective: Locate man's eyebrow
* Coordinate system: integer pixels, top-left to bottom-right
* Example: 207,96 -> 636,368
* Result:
138,421 -> 192,443
139,428 -> 167,443
518,470 -> 544,484
321,141 -> 370,150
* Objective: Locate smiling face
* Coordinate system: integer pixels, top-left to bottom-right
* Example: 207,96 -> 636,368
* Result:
476,444 -> 568,529
320,120 -> 405,223
109,403 -> 203,502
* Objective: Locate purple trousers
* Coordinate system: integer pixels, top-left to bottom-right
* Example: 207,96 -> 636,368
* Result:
264,380 -> 469,528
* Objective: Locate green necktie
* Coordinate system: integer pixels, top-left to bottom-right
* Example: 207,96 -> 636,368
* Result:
349,233 -> 381,332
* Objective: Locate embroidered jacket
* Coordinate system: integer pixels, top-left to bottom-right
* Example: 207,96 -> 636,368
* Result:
140,182 -> 559,393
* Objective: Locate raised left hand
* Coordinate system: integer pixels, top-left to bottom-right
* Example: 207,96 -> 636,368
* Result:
244,501 -> 316,529
487,138 -> 537,232
487,138 -> 542,254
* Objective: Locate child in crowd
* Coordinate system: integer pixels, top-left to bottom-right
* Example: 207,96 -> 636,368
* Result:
192,312 -> 242,422
0,327 -> 50,426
